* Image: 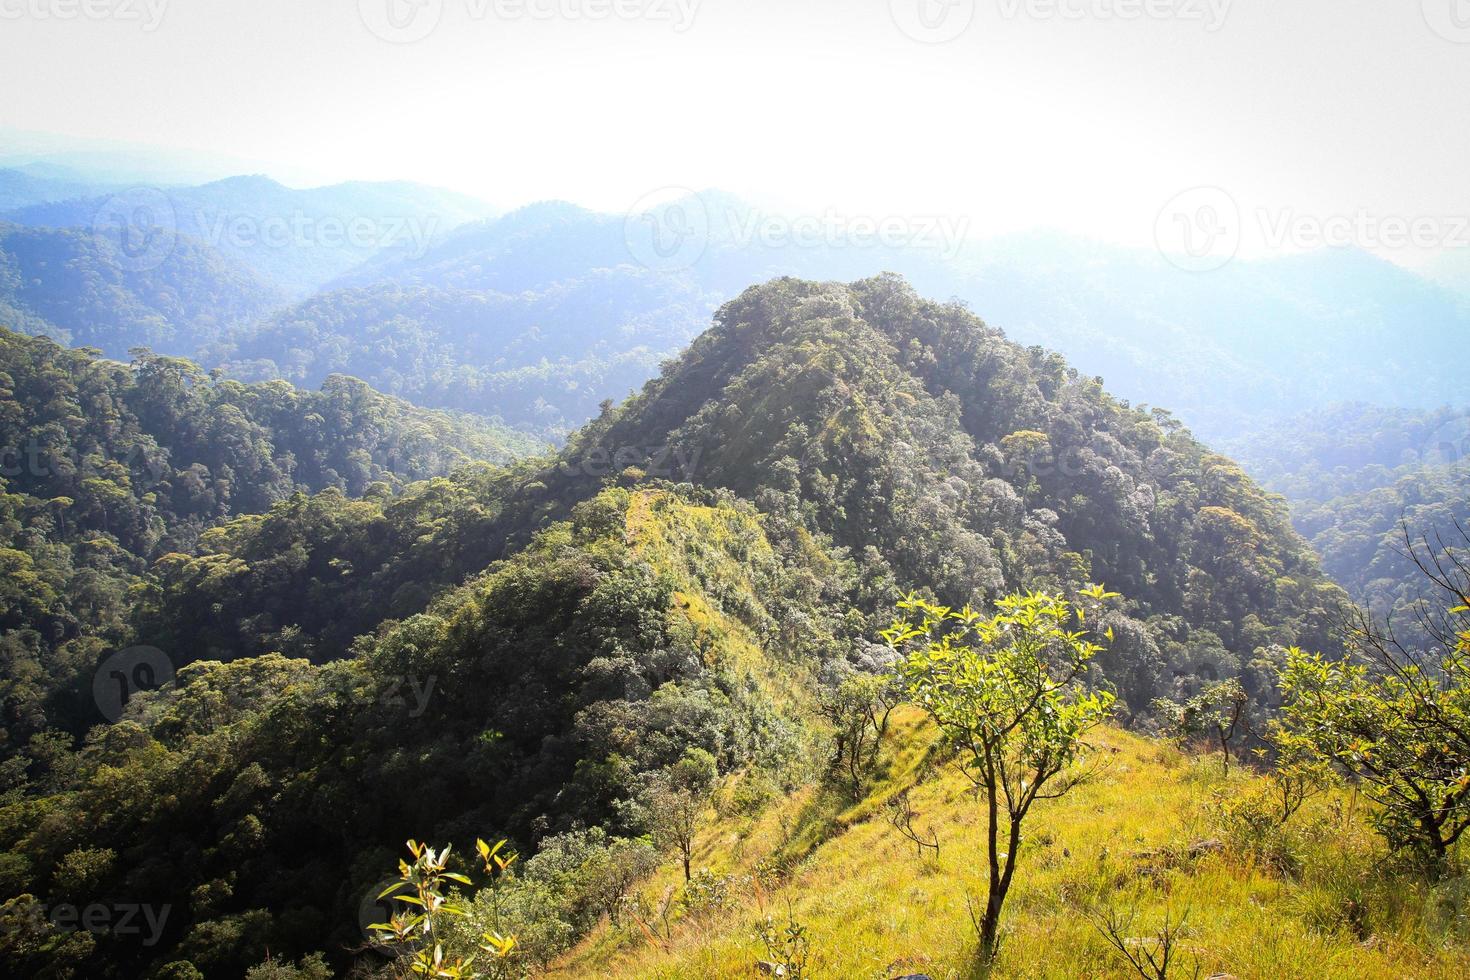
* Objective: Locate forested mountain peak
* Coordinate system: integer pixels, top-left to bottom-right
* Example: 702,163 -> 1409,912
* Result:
513,275 -> 1345,712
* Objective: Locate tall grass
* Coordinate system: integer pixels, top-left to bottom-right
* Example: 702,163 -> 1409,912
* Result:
549,708 -> 1469,979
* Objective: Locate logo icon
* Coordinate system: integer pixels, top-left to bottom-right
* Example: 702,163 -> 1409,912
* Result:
91,187 -> 177,274
624,187 -> 710,272
1424,0 -> 1470,43
1155,186 -> 1241,272
359,877 -> 413,952
890,0 -> 975,43
93,646 -> 174,723
1424,875 -> 1470,943
1420,415 -> 1470,467
359,0 -> 443,43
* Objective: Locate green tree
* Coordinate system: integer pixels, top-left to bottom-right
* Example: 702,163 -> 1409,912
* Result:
370,839 -> 519,979
1153,677 -> 1249,775
820,669 -> 898,798
884,587 -> 1116,960
1278,525 -> 1470,873
642,748 -> 717,882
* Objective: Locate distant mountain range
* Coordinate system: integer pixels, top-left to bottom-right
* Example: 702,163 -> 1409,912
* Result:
0,179 -> 1463,447
2,173 -> 497,298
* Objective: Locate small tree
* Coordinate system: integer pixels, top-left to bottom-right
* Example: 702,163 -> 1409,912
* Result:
642,748 -> 717,882
1277,523 -> 1470,874
1154,677 -> 1248,775
884,587 -> 1116,959
820,669 -> 898,798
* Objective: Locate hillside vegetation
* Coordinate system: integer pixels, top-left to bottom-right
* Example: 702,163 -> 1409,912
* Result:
553,709 -> 1470,979
0,277 -> 1430,980
0,328 -> 543,750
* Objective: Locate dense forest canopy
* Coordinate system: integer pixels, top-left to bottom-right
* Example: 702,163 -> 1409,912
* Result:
0,326 -> 542,754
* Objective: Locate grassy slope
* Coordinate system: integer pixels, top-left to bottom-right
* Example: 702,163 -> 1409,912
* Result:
551,708 -> 1470,979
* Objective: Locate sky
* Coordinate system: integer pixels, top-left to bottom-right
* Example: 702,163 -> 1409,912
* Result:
2,0 -> 1469,265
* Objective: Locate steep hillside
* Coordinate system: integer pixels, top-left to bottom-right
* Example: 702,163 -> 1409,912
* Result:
0,486 -> 844,978
555,708 -> 1470,979
1229,403 -> 1470,630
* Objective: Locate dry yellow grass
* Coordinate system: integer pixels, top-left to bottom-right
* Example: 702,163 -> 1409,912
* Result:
548,707 -> 1470,980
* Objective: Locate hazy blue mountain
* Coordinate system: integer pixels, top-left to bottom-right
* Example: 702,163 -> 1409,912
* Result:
219,193 -> 1465,445
0,166 -> 115,211
0,221 -> 282,355
3,175 -> 498,297
945,235 -> 1469,442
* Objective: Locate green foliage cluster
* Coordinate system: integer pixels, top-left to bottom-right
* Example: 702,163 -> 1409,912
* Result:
0,327 -> 541,750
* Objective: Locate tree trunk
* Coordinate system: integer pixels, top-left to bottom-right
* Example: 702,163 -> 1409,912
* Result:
981,763 -> 1003,961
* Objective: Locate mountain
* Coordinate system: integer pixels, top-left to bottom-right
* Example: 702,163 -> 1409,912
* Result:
540,275 -> 1344,690
0,167 -> 114,212
207,202 -> 720,436
0,221 -> 281,356
0,327 -> 543,748
0,275 -> 1350,977
948,236 -> 1470,443
1228,403 -> 1470,630
3,176 -> 498,298
206,193 -> 1467,450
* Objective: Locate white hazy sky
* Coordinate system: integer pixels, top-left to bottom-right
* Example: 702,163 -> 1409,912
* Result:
3,0 -> 1469,261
